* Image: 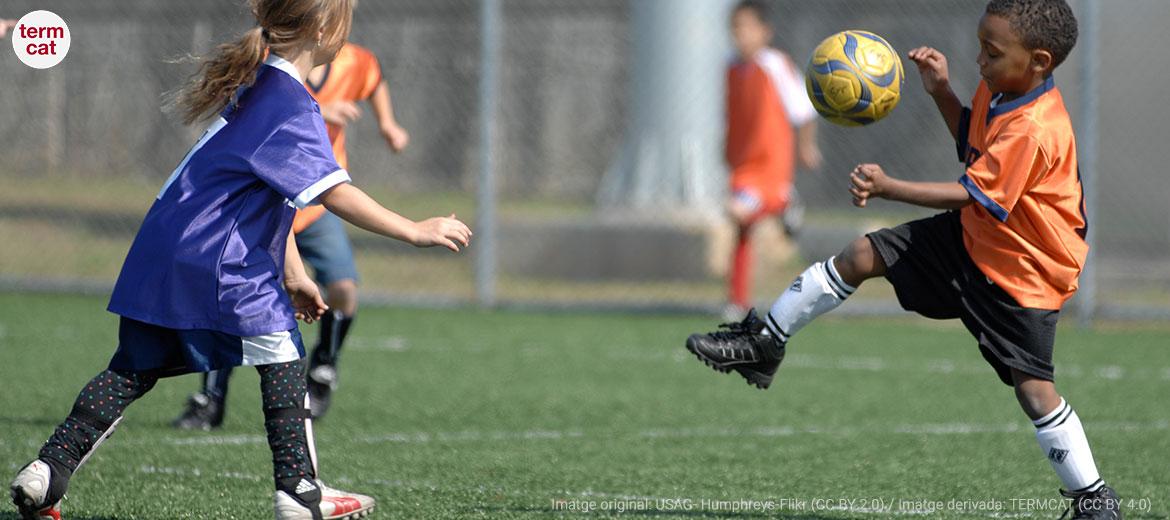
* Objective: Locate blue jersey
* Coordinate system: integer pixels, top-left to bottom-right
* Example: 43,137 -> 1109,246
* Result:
108,55 -> 350,337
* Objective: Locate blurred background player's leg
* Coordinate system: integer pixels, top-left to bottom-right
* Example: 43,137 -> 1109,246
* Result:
295,212 -> 361,420
172,367 -> 232,430
725,189 -> 765,320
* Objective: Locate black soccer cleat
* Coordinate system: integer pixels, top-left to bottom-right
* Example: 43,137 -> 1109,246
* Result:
685,308 -> 786,390
171,392 -> 224,431
1059,485 -> 1122,519
307,365 -> 338,420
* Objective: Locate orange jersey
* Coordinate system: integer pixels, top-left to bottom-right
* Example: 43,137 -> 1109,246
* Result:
293,43 -> 383,233
725,48 -> 815,213
958,77 -> 1088,310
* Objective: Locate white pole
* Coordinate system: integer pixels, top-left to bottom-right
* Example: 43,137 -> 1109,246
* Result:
476,0 -> 501,306
1076,0 -> 1098,326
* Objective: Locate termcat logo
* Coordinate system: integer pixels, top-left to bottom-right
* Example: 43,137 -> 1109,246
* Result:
12,10 -> 71,69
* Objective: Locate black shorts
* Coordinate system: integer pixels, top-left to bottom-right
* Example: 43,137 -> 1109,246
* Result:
866,211 -> 1058,386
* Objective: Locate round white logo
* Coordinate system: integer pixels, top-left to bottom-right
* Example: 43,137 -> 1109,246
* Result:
11,10 -> 70,69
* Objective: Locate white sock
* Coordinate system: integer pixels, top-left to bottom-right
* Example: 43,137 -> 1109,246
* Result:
1033,398 -> 1104,493
764,257 -> 855,342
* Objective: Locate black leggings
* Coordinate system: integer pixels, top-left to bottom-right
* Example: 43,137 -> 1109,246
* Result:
39,361 -> 315,493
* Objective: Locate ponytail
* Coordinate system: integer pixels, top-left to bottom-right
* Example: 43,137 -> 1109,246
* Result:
175,26 -> 267,126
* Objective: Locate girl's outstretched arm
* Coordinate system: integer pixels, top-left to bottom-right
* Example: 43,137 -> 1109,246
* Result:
319,183 -> 472,252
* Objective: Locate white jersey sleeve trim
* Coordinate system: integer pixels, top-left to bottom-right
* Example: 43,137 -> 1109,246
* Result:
292,169 -> 350,209
755,49 -> 817,127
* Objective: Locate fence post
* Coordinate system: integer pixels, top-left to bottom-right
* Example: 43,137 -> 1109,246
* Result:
476,0 -> 501,307
1076,0 -> 1099,327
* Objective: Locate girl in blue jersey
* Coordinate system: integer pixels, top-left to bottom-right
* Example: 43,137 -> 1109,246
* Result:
9,1 -> 470,519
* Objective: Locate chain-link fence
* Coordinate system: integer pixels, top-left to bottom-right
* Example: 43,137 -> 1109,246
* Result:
1,0 -> 1166,320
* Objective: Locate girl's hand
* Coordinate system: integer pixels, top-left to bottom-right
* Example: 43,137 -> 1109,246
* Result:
849,163 -> 889,208
320,101 -> 362,127
907,47 -> 951,98
285,277 -> 328,323
412,214 -> 473,252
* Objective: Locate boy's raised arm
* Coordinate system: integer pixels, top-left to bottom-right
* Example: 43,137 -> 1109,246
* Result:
908,47 -> 964,140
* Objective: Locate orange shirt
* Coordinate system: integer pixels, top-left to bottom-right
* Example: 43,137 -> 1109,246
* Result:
725,48 -> 814,212
958,77 -> 1088,310
293,43 -> 383,233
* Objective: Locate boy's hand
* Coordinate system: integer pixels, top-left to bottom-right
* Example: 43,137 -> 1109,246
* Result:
849,163 -> 889,208
908,47 -> 951,98
412,214 -> 473,252
285,277 -> 328,324
798,142 -> 823,171
320,101 -> 362,127
380,123 -> 411,153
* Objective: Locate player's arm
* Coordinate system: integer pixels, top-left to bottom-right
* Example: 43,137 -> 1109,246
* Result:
796,119 -> 822,170
908,47 -> 963,140
318,183 -> 470,252
368,81 -> 410,153
283,231 -> 328,323
849,163 -> 972,209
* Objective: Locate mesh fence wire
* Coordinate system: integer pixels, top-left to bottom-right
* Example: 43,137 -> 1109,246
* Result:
0,0 -> 1166,319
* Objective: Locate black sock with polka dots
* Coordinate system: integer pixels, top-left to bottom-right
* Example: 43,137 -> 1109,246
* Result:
37,369 -> 158,504
258,360 -> 319,499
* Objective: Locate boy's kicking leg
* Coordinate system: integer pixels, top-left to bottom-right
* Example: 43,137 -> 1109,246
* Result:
11,370 -> 158,519
687,235 -> 885,389
1013,369 -> 1121,519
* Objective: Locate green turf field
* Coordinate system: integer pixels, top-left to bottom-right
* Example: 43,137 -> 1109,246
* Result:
1,293 -> 1167,519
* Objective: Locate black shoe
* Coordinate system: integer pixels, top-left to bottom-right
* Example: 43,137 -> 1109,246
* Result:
1060,485 -> 1122,519
171,392 -> 224,431
307,365 -> 337,420
685,308 -> 786,390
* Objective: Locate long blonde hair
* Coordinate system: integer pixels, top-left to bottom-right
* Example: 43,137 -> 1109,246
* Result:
175,0 -> 353,125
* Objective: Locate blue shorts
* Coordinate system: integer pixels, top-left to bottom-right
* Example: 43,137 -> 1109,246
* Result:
108,317 -> 305,376
295,211 -> 359,286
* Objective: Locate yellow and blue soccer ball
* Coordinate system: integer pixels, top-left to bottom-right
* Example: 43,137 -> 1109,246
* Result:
806,30 -> 904,126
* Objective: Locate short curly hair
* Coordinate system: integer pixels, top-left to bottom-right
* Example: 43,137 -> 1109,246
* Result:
985,0 -> 1078,68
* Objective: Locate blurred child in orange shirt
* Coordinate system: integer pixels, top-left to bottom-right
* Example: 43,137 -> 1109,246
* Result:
725,0 -> 821,317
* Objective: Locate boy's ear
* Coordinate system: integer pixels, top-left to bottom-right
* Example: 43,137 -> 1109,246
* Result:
1030,49 -> 1054,74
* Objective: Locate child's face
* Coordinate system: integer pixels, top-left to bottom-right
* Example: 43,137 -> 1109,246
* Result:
976,14 -> 1053,95
731,9 -> 771,59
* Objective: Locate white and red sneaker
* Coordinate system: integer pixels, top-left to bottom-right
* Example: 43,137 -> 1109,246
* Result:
275,479 -> 375,519
10,460 -> 63,520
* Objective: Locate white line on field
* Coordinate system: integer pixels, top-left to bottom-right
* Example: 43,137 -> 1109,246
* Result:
139,419 -> 1169,449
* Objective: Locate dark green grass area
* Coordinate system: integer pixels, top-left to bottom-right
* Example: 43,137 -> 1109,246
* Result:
1,293 -> 1167,519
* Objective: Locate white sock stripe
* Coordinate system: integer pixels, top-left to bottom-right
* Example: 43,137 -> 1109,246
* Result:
824,257 -> 857,295
1070,478 -> 1104,494
819,265 -> 849,300
820,262 -> 853,299
765,313 -> 790,341
1034,400 -> 1071,429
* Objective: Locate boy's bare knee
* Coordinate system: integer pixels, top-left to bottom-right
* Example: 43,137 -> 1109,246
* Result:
1012,370 -> 1061,420
834,237 -> 885,286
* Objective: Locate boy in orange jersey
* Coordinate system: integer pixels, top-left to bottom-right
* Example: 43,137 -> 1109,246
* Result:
174,42 -> 411,428
725,1 -> 821,318
687,1 -> 1121,517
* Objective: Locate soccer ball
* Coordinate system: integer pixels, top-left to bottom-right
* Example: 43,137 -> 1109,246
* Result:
805,30 -> 904,126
